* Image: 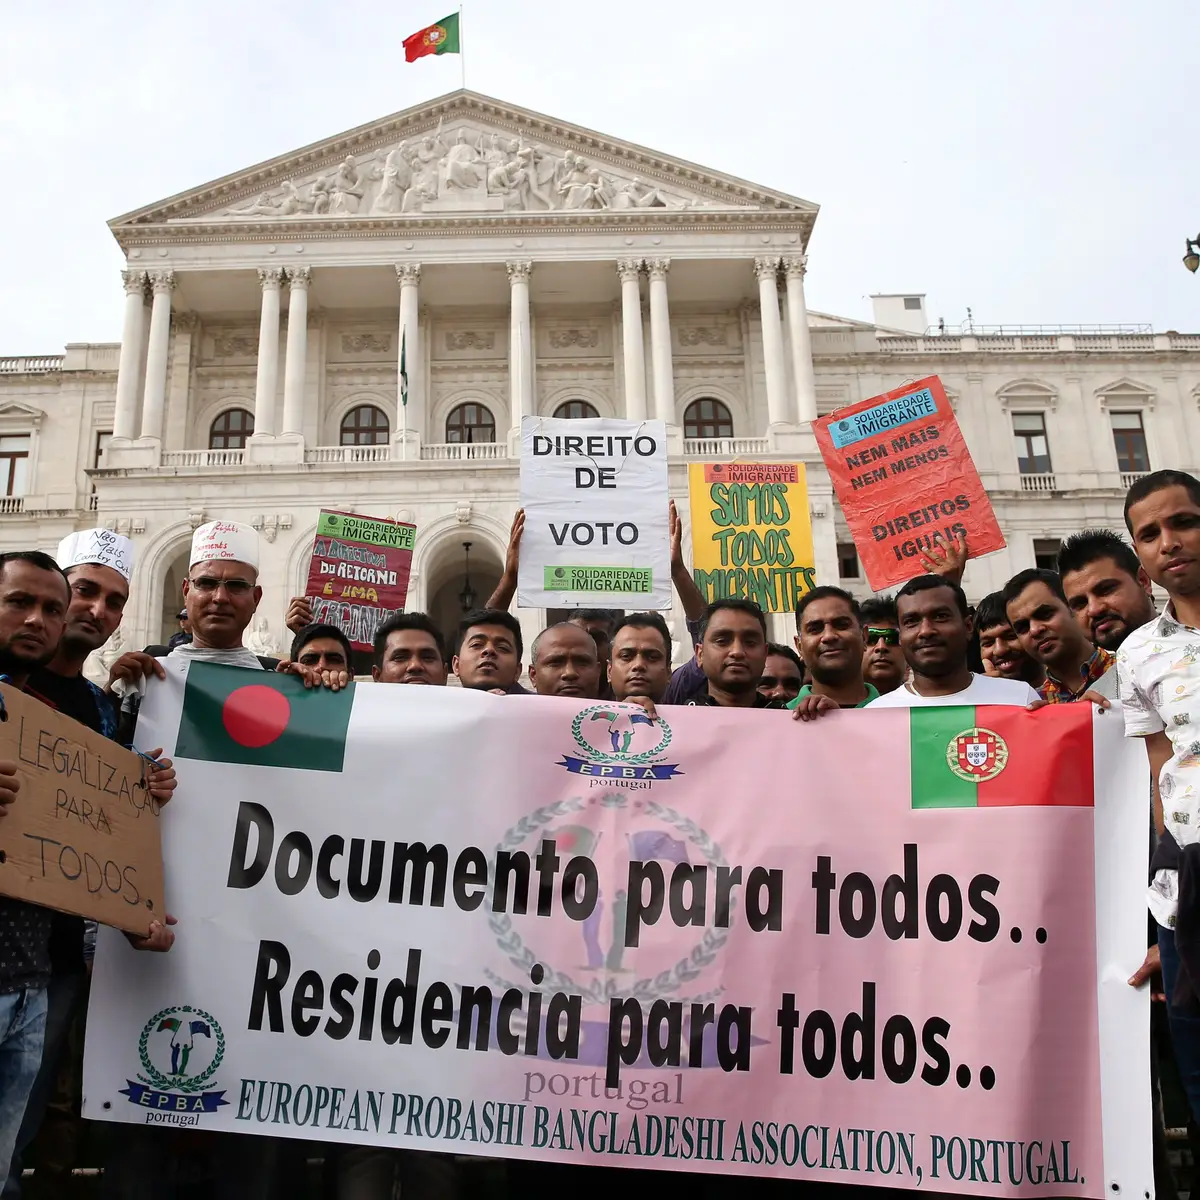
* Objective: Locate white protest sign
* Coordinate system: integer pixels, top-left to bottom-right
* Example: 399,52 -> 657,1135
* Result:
518,416 -> 669,609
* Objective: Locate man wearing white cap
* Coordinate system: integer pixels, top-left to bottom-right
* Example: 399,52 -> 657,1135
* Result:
110,522 -> 348,715
0,532 -> 177,1198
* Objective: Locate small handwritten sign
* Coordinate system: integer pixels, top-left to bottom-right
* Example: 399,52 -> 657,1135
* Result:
0,684 -> 164,936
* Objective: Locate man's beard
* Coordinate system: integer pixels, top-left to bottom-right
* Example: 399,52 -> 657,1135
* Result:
809,657 -> 856,688
0,642 -> 54,679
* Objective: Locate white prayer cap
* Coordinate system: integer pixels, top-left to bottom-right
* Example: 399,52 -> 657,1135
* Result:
56,528 -> 135,582
190,520 -> 260,571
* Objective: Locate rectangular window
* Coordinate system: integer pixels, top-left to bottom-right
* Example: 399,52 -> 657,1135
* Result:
93,430 -> 112,469
837,542 -> 860,580
1013,413 -> 1051,474
1111,411 -> 1149,474
903,297 -> 922,310
0,435 -> 31,497
1034,538 -> 1061,573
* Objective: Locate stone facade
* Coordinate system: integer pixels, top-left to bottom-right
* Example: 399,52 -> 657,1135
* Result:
0,89 -> 1197,660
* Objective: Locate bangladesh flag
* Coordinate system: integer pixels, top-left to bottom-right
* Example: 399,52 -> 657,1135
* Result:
403,12 -> 460,61
910,704 -> 1093,809
174,662 -> 353,774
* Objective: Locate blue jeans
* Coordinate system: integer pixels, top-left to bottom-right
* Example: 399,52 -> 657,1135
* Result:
1,969 -> 88,1199
1159,923 -> 1200,1123
0,988 -> 48,1191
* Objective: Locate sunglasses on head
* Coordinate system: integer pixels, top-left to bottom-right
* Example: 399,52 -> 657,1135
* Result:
865,626 -> 900,646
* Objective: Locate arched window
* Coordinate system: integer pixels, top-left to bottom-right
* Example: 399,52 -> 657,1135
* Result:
340,405 -> 389,446
445,403 -> 496,444
684,398 -> 733,440
553,400 -> 600,420
209,408 -> 254,450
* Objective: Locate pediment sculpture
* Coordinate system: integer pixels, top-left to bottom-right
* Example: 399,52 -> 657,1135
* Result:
217,120 -> 720,219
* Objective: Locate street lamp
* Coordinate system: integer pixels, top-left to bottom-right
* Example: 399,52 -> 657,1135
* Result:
1185,236 -> 1200,274
458,541 -> 476,612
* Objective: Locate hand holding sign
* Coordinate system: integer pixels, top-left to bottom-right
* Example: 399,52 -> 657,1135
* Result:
0,760 -> 18,815
814,376 -> 1004,590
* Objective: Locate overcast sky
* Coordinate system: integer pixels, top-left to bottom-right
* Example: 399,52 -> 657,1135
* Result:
1,0 -> 1194,352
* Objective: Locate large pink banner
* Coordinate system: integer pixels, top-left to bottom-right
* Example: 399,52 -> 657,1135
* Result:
84,677 -> 1150,1195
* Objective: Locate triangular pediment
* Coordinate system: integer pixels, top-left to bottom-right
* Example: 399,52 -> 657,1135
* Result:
0,401 -> 46,423
110,90 -> 817,235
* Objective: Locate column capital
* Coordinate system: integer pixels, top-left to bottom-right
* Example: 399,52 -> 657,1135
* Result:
287,266 -> 312,289
257,266 -> 285,290
646,257 -> 670,281
782,254 -> 808,279
147,269 -> 176,295
617,258 -> 644,284
506,260 -> 533,284
753,255 -> 782,281
395,263 -> 422,286
121,269 -> 147,295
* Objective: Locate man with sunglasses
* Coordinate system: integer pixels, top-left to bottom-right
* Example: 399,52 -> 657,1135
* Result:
859,596 -> 907,696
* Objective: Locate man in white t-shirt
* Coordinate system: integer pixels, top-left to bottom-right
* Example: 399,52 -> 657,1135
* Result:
869,575 -> 1041,709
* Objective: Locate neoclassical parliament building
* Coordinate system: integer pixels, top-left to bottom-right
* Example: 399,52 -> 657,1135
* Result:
1,89 -> 1196,663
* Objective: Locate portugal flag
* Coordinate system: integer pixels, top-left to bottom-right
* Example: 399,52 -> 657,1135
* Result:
174,662 -> 353,774
909,703 -> 1093,809
404,13 -> 460,62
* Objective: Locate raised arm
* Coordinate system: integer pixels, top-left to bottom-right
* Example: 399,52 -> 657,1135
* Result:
486,508 -> 524,611
670,500 -> 706,623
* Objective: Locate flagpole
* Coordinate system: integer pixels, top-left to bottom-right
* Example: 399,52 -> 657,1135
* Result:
459,6 -> 466,89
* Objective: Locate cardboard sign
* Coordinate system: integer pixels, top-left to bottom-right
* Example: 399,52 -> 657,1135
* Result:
518,416 -> 670,608
687,462 -> 816,612
306,510 -> 415,651
0,684 -> 163,936
814,376 -> 1005,590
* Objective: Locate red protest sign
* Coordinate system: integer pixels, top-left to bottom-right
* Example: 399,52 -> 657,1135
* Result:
305,510 -> 415,651
813,376 -> 1005,590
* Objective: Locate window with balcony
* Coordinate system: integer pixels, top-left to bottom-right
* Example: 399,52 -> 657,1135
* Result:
209,409 -> 254,450
445,403 -> 496,444
1012,413 -> 1051,474
340,405 -> 389,446
837,542 -> 860,580
552,400 -> 600,420
0,435 -> 30,497
1111,411 -> 1149,475
1034,538 -> 1062,572
684,398 -> 734,440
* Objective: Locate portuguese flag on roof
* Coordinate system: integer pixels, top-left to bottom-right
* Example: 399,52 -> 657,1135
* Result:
174,662 -> 353,774
910,704 -> 1093,809
404,12 -> 461,62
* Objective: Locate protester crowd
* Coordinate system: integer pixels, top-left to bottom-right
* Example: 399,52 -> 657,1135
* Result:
3,470 -> 1200,1197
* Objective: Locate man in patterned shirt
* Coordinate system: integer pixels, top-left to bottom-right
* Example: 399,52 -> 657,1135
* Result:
1118,470 -> 1200,1017
1003,568 -> 1116,702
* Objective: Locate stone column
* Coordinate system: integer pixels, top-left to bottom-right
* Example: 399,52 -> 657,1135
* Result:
112,270 -> 147,439
647,258 -> 675,427
253,267 -> 284,437
395,263 -> 422,439
507,261 -> 533,437
754,256 -> 789,427
783,255 -> 817,424
139,271 -> 175,441
618,259 -> 647,422
281,267 -> 310,437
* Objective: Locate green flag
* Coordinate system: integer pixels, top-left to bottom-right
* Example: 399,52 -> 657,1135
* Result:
175,662 -> 353,773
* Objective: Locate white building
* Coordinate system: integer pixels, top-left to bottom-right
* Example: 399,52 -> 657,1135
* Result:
0,89 -> 1196,663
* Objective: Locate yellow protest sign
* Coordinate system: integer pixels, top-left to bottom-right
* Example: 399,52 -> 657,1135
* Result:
687,462 -> 816,613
